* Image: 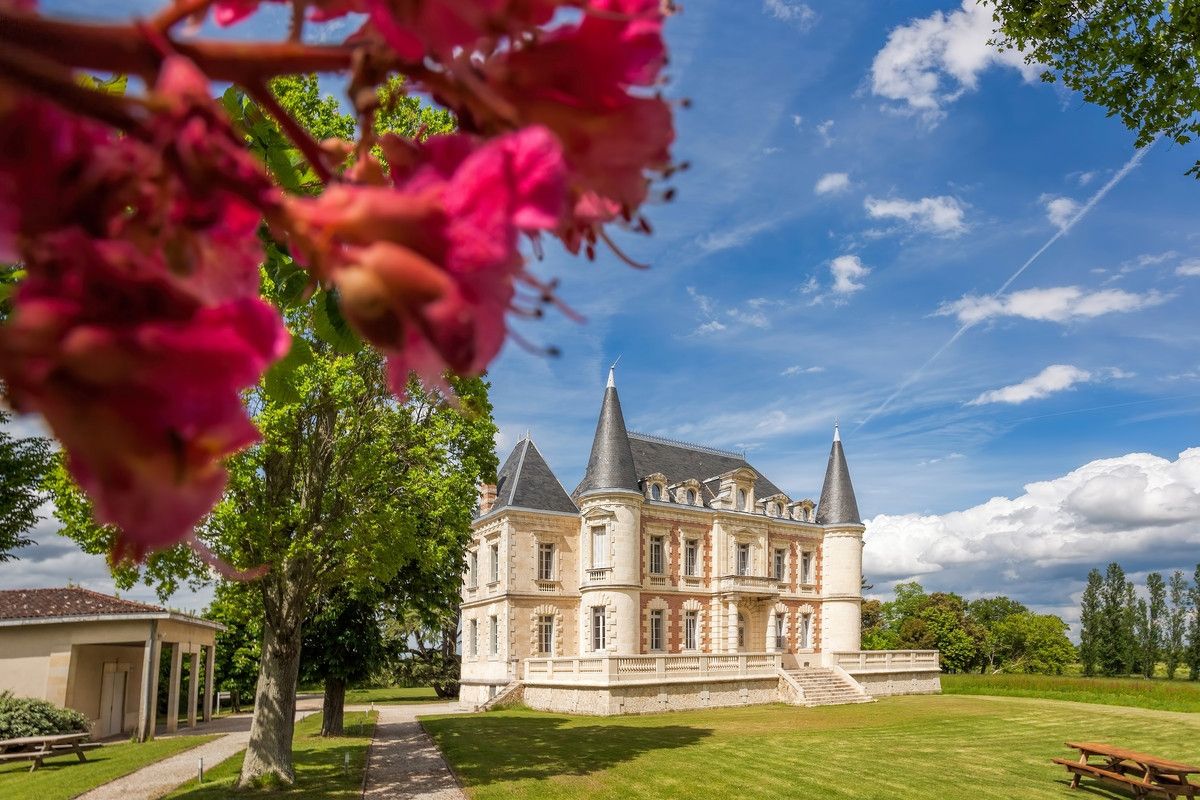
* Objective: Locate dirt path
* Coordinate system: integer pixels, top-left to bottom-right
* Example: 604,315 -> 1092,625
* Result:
359,701 -> 469,800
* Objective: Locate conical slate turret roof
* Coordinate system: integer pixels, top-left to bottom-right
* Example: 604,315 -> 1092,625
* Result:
815,423 -> 861,525
573,368 -> 640,497
489,436 -> 577,516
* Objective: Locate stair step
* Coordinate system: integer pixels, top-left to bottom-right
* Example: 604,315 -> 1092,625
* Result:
780,667 -> 874,707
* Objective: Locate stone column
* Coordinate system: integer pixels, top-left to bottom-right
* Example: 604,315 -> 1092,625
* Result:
187,650 -> 200,728
137,622 -> 161,742
166,644 -> 182,733
203,644 -> 216,722
726,600 -> 738,653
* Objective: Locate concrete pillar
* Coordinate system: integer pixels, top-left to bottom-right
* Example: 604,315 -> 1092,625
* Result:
727,600 -> 738,653
137,622 -> 161,742
187,650 -> 200,728
166,644 -> 182,733
203,645 -> 216,722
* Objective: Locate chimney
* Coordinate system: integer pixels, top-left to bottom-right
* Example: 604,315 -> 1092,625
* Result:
479,483 -> 498,515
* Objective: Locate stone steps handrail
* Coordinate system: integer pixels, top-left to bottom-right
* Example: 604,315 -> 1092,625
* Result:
830,650 -> 941,673
524,652 -> 783,684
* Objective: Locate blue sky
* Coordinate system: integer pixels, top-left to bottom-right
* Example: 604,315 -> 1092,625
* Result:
7,0 -> 1200,627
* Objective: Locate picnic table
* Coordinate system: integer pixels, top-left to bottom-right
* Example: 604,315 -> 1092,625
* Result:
1053,741 -> 1200,798
0,732 -> 100,772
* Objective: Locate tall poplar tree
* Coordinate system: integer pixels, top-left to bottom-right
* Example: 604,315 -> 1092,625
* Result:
1189,564 -> 1200,681
1166,570 -> 1190,679
1145,572 -> 1167,677
1098,562 -> 1130,675
1078,569 -> 1103,677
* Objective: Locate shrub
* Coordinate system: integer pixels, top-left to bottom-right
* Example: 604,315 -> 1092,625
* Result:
0,691 -> 90,739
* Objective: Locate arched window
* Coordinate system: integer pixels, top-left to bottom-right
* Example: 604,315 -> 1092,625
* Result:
737,488 -> 747,510
686,488 -> 697,505
651,483 -> 662,500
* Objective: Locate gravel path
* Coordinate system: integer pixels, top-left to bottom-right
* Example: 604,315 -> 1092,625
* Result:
360,701 -> 469,800
76,696 -> 323,800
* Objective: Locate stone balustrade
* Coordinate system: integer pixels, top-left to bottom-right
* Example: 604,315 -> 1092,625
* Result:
715,574 -> 781,595
524,651 -> 783,685
830,649 -> 940,673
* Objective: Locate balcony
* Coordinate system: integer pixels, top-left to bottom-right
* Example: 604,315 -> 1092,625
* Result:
585,566 -> 613,583
716,574 -> 781,597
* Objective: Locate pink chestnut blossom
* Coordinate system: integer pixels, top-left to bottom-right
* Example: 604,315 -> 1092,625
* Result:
285,125 -> 566,391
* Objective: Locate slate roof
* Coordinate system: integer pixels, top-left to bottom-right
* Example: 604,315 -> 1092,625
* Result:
490,437 -> 577,515
0,587 -> 165,621
627,432 -> 787,501
572,377 -> 640,497
815,427 -> 862,525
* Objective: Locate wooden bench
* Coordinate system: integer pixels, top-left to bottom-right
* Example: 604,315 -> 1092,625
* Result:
1054,742 -> 1200,799
0,732 -> 98,773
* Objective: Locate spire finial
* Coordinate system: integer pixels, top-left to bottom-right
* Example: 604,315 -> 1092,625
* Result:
607,355 -> 621,388
833,418 -> 841,442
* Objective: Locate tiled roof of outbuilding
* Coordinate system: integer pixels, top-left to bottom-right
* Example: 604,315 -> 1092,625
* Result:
0,587 -> 165,621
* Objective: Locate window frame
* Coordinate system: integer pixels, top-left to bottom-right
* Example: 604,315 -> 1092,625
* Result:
799,612 -> 812,649
737,488 -> 747,510
590,525 -> 608,568
467,550 -> 478,588
800,550 -> 813,584
684,539 -> 698,577
537,542 -> 555,581
651,483 -> 662,500
736,543 -> 751,576
591,605 -> 607,651
774,612 -> 786,651
489,542 -> 500,583
489,615 -> 499,656
537,614 -> 554,655
468,618 -> 478,657
649,535 -> 665,575
649,609 -> 664,651
773,547 -> 786,581
683,609 -> 698,651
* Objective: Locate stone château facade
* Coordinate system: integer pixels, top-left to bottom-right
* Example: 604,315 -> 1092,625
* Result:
459,370 -> 940,713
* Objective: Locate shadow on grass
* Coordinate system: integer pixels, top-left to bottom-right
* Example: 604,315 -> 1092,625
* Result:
1052,776 -> 1159,800
423,714 -> 713,787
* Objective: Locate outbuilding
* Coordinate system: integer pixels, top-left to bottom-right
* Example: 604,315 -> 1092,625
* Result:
0,587 -> 222,741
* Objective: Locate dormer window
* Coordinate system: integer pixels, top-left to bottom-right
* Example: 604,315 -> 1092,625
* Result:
686,488 -> 697,505
770,502 -> 781,517
737,488 -> 747,511
651,483 -> 662,500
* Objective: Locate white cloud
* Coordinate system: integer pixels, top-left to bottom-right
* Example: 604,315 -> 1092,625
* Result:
696,219 -> 773,253
968,364 -> 1092,406
830,255 -> 870,295
763,0 -> 816,29
936,285 -> 1170,325
1041,194 -> 1081,231
781,365 -> 825,376
791,114 -> 804,130
1076,171 -> 1097,186
816,119 -> 835,147
1177,258 -> 1200,277
814,172 -> 851,195
870,0 -> 1040,123
864,195 -> 967,236
865,448 -> 1200,580
762,146 -> 783,155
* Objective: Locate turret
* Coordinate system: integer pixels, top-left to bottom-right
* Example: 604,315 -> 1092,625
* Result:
816,422 -> 865,661
575,366 -> 642,654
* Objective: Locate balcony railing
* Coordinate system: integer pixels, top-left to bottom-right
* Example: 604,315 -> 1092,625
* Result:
831,650 -> 940,674
585,566 -> 613,582
716,574 -> 781,595
524,652 -> 782,685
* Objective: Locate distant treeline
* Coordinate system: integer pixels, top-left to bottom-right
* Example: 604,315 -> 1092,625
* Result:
1078,563 -> 1200,679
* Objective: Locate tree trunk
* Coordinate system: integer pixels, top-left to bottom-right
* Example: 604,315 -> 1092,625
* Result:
320,677 -> 345,736
238,577 -> 305,788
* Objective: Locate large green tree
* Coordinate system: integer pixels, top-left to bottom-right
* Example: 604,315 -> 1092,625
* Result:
993,612 -> 1076,674
1165,569 -> 1190,679
1144,572 -> 1167,677
987,0 -> 1200,177
0,410 -> 52,562
1189,564 -> 1200,680
1098,563 -> 1131,675
967,596 -> 1028,673
206,581 -> 263,713
1079,568 -> 1103,676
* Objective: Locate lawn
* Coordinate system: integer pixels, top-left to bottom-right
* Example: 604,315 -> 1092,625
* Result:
422,695 -> 1200,800
163,710 -> 376,799
942,672 -> 1200,713
345,686 -> 442,705
0,734 -> 218,800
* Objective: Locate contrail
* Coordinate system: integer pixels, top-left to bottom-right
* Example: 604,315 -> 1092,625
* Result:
855,143 -> 1154,433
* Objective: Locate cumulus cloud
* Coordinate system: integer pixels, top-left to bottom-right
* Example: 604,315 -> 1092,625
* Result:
937,285 -> 1170,325
830,255 -> 870,295
763,0 -> 816,29
814,172 -> 851,195
968,364 -> 1092,406
870,0 -> 1040,123
864,449 -> 1200,584
1042,194 -> 1081,231
864,195 -> 967,236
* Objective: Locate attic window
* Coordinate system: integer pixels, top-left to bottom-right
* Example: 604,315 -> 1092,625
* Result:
651,483 -> 662,500
737,489 -> 747,511
686,489 -> 697,505
770,502 -> 780,517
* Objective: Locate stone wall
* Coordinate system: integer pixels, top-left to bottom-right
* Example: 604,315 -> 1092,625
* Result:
850,670 -> 942,697
522,676 -> 782,716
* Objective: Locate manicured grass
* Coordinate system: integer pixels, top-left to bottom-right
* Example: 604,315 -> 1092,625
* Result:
422,695 -> 1200,800
345,686 -> 442,705
0,734 -> 218,800
942,672 -> 1200,713
163,711 -> 376,799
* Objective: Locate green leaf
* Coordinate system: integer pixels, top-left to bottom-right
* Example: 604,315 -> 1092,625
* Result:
313,289 -> 363,355
262,335 -> 314,404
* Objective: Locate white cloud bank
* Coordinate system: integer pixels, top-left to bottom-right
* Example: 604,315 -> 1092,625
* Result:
814,172 -> 851,195
937,285 -> 1169,325
968,364 -> 1092,406
870,0 -> 1040,122
830,255 -> 870,295
865,448 -> 1200,581
865,195 -> 967,236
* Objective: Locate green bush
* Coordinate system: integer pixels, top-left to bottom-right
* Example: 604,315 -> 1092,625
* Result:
0,690 -> 90,739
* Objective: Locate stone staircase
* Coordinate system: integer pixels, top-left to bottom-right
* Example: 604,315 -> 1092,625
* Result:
782,667 -> 874,707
